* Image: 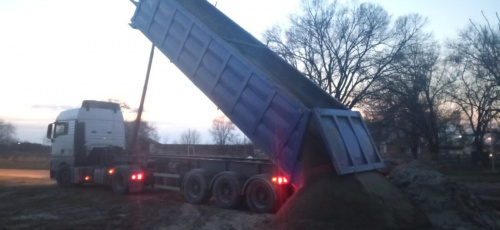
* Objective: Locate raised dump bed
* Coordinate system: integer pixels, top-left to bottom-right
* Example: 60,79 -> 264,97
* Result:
130,0 -> 384,185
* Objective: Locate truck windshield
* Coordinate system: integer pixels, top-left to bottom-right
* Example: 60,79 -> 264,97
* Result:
54,122 -> 68,138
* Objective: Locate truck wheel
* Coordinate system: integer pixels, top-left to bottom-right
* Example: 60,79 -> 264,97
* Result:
212,173 -> 242,209
112,170 -> 129,194
56,165 -> 72,187
246,179 -> 277,213
183,170 -> 210,204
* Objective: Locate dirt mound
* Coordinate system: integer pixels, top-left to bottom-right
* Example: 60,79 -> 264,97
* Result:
275,171 -> 430,230
388,162 -> 500,230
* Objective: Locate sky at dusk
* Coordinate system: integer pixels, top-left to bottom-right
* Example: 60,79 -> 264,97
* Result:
1,0 -> 499,144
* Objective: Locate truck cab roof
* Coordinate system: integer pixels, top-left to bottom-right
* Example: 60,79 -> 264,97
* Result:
55,101 -> 124,122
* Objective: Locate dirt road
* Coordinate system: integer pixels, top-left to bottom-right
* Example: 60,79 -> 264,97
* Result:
0,170 -> 275,230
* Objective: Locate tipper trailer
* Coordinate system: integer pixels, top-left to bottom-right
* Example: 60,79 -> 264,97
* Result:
47,0 -> 385,213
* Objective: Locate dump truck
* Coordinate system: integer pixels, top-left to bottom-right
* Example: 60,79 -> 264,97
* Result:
47,0 -> 384,213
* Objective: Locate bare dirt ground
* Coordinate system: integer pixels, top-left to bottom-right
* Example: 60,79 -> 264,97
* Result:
2,165 -> 500,230
388,162 -> 500,230
0,170 -> 275,230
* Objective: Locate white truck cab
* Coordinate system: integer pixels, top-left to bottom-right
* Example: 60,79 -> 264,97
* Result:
47,100 -> 126,180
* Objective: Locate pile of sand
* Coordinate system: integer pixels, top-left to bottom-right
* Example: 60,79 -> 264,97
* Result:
276,170 -> 430,230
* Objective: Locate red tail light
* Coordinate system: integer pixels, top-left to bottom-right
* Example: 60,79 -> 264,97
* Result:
84,176 -> 91,181
272,176 -> 289,185
131,173 -> 144,181
108,169 -> 114,174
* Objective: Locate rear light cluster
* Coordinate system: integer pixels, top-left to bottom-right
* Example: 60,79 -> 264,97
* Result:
131,173 -> 144,181
271,176 -> 289,185
84,176 -> 91,181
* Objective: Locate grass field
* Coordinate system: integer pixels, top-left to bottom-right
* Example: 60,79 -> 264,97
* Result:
0,151 -> 49,170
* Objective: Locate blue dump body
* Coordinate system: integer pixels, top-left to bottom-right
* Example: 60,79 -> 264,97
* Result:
131,0 -> 384,185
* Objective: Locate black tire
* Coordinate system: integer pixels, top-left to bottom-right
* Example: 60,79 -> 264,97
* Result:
246,179 -> 277,213
56,165 -> 72,187
212,173 -> 242,209
183,170 -> 210,204
112,170 -> 129,194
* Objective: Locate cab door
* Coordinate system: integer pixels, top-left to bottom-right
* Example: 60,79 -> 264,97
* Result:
51,121 -> 75,159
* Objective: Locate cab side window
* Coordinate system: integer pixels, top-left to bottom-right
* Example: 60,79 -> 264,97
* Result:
54,122 -> 68,138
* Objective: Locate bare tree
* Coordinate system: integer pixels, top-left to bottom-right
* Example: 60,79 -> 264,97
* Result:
180,128 -> 201,145
0,120 -> 16,145
373,34 -> 457,160
448,12 -> 500,86
209,116 -> 238,145
264,0 -> 427,108
447,13 -> 500,163
360,19 -> 464,160
125,120 -> 159,142
447,63 -> 500,163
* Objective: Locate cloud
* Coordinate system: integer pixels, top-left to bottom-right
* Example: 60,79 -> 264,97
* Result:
31,105 -> 74,111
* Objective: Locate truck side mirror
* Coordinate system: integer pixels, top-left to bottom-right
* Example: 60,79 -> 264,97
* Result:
46,123 -> 53,142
